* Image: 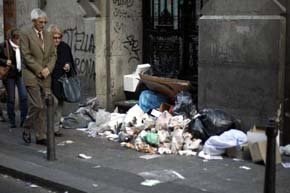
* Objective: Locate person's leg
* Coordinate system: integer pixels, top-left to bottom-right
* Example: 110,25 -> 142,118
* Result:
54,97 -> 63,136
15,76 -> 28,127
23,85 -> 46,144
6,78 -> 16,128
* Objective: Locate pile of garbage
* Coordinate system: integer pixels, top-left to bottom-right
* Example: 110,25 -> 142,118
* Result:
61,91 -> 248,157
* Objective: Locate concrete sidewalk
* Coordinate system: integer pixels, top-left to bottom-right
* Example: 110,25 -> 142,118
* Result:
0,119 -> 290,193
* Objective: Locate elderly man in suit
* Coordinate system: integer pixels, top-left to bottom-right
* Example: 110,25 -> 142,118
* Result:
20,8 -> 56,145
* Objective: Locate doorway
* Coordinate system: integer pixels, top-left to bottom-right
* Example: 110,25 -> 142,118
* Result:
143,0 -> 202,102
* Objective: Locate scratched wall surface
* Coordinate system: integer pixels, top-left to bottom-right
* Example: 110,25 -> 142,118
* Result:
198,0 -> 286,130
109,0 -> 142,105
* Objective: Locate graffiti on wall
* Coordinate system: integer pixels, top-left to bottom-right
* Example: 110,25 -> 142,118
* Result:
63,27 -> 96,80
112,0 -> 141,64
122,34 -> 140,63
113,0 -> 134,8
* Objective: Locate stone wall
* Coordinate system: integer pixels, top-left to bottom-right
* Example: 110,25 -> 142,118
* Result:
96,0 -> 143,109
198,0 -> 286,130
109,0 -> 143,108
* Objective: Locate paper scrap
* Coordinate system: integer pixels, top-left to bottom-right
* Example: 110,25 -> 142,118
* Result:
78,153 -> 92,159
38,150 -> 47,154
198,151 -> 223,160
139,154 -> 161,160
57,140 -> 74,146
92,184 -> 98,187
141,179 -> 161,186
239,166 -> 251,170
76,128 -> 88,131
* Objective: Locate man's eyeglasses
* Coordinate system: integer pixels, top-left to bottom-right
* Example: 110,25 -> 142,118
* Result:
53,36 -> 62,40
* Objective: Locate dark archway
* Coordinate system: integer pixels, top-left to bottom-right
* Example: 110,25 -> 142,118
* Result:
143,0 -> 203,102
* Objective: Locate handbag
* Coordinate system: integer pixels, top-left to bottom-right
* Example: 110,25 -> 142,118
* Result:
0,66 -> 10,79
58,72 -> 81,103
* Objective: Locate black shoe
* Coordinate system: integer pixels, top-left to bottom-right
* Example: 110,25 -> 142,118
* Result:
54,132 -> 63,137
36,139 -> 47,146
22,131 -> 31,143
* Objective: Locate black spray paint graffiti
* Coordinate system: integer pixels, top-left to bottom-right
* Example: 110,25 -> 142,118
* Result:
122,35 -> 140,63
113,21 -> 124,33
113,0 -> 134,7
113,8 -> 131,18
74,58 -> 96,80
63,27 -> 95,54
63,27 -> 96,79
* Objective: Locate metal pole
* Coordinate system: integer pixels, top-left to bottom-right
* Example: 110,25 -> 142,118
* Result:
46,93 -> 56,161
264,119 -> 278,193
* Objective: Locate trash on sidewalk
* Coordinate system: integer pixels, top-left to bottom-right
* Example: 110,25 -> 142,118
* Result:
281,162 -> 290,168
139,154 -> 161,160
138,169 -> 185,184
139,74 -> 192,98
140,179 -> 161,186
198,150 -> 223,160
247,126 -> 281,164
78,153 -> 92,159
239,166 -> 251,170
57,140 -> 74,146
139,90 -> 169,113
190,109 -> 241,142
29,184 -> 39,188
37,150 -> 47,154
203,129 -> 247,156
280,144 -> 290,156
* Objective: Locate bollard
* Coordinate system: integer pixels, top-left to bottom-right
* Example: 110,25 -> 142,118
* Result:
46,93 -> 56,161
264,119 -> 278,193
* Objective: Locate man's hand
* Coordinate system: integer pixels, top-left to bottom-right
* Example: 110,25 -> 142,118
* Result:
40,67 -> 50,78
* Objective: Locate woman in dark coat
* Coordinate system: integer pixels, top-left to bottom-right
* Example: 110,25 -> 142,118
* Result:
48,24 -> 76,136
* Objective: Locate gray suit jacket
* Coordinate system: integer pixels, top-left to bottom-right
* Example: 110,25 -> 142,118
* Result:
20,27 -> 56,88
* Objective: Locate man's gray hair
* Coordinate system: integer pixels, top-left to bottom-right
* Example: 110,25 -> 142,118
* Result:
31,8 -> 47,20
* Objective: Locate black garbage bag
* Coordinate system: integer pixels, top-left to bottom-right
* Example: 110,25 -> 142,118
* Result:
188,118 -> 207,142
198,108 -> 237,139
173,91 -> 196,118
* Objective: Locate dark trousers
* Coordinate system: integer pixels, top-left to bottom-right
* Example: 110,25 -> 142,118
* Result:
6,76 -> 28,126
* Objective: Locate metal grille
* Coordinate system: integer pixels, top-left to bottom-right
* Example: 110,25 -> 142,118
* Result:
143,0 -> 202,100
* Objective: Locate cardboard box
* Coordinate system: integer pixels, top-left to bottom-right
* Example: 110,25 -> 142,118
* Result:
247,131 -> 281,164
139,74 -> 192,98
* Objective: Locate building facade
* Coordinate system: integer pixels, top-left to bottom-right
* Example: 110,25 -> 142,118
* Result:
1,0 -> 289,144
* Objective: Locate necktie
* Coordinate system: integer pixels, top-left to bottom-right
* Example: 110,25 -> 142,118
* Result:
38,32 -> 44,50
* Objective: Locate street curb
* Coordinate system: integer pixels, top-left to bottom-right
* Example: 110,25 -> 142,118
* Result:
0,165 -> 85,193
